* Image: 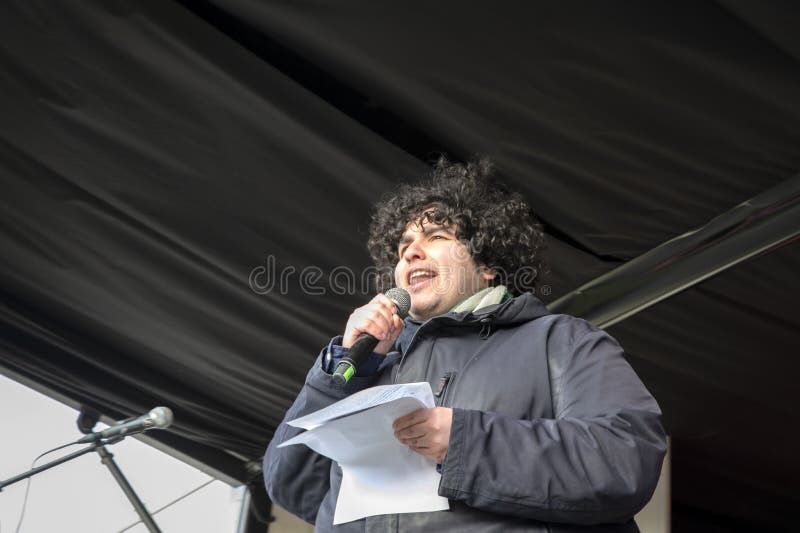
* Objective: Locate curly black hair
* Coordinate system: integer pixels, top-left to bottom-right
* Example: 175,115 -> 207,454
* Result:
368,156 -> 546,296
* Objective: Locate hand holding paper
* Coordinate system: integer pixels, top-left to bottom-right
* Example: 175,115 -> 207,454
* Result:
277,382 -> 450,524
393,406 -> 453,463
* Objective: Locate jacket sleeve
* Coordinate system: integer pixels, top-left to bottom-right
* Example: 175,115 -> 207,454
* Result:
263,339 -> 382,524
438,323 -> 667,525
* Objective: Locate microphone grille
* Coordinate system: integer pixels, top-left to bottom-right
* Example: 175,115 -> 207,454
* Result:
385,288 -> 411,318
149,407 -> 174,429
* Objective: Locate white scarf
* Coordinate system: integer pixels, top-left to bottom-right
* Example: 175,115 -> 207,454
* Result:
451,285 -> 511,313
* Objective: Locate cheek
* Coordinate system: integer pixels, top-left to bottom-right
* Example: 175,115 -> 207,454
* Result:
394,264 -> 403,287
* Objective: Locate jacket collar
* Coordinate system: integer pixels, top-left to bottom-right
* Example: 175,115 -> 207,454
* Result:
395,292 -> 550,354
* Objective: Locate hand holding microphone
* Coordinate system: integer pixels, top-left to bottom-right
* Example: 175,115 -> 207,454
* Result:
334,288 -> 410,384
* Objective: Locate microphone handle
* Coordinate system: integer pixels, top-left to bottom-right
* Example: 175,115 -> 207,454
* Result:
332,333 -> 380,385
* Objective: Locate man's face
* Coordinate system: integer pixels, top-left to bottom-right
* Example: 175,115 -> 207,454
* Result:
394,219 -> 494,321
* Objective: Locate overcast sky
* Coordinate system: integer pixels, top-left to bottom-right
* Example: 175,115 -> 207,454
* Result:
0,374 -> 242,533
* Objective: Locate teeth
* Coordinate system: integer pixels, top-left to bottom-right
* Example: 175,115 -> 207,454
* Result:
409,271 -> 434,282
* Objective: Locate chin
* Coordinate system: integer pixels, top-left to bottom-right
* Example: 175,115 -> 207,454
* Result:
409,306 -> 432,321
412,305 -> 446,321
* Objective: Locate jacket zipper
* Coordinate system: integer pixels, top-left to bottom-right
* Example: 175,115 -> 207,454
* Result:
434,371 -> 455,407
393,316 -> 439,383
394,308 -> 501,382
393,323 -> 426,383
478,314 -> 495,339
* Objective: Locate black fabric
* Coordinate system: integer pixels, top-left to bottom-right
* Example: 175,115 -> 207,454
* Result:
0,0 -> 425,458
1,1 -> 799,530
204,0 -> 800,258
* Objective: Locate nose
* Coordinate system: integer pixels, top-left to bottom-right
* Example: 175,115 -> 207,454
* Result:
402,238 -> 425,262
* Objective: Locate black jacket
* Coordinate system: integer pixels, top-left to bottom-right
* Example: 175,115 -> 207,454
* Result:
264,294 -> 666,532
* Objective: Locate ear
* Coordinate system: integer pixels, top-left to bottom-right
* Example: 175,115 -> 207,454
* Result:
478,264 -> 496,283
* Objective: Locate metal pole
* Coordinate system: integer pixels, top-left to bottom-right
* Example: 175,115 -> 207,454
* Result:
236,483 -> 272,533
95,445 -> 162,533
0,444 -> 99,492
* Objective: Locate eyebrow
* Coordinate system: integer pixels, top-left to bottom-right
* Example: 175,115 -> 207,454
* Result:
397,224 -> 450,249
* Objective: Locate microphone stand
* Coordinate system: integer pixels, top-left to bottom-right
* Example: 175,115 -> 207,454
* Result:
95,440 -> 162,533
0,424 -> 162,532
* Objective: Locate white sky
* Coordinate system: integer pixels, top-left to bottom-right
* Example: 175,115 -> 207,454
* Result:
0,374 -> 242,533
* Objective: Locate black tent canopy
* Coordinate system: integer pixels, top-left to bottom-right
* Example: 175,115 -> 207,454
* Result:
1,1 -> 799,531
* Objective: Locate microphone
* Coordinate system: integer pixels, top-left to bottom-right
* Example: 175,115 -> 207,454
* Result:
77,407 -> 174,444
333,288 -> 411,385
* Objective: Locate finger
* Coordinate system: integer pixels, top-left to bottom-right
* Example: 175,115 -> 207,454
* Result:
377,315 -> 405,349
402,436 -> 426,447
364,295 -> 397,325
375,293 -> 400,314
353,304 -> 394,337
361,314 -> 393,340
367,301 -> 400,332
392,408 -> 428,432
395,428 -> 425,440
408,444 -> 435,462
398,408 -> 430,429
391,314 -> 405,332
363,301 -> 393,321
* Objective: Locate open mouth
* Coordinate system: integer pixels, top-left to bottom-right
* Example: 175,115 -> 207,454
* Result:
407,268 -> 437,290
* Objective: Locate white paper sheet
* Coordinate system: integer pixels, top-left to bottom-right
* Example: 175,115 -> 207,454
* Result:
278,382 -> 450,524
286,382 -> 438,430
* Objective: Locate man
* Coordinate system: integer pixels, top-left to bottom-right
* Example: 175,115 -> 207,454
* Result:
264,157 -> 666,532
